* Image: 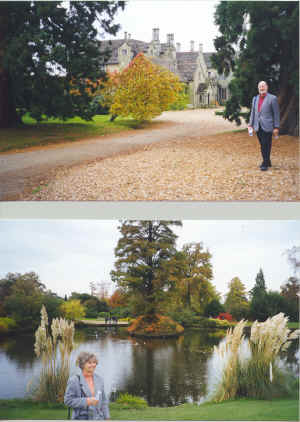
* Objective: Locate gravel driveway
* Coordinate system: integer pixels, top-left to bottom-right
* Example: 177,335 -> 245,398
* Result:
24,130 -> 299,201
0,109 -> 247,200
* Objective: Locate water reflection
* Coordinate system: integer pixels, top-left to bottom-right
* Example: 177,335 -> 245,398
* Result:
0,328 -> 298,406
0,335 -> 36,368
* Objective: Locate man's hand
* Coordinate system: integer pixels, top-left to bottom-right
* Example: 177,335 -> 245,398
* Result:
273,128 -> 279,137
87,397 -> 99,406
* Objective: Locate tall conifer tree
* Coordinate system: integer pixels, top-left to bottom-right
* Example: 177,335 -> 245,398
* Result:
111,220 -> 182,317
250,268 -> 269,321
212,1 -> 299,135
0,1 -> 125,127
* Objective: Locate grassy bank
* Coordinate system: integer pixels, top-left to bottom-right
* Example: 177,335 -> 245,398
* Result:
0,114 -> 156,153
0,398 -> 298,420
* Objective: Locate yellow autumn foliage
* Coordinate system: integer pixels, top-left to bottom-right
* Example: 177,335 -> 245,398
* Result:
101,53 -> 183,121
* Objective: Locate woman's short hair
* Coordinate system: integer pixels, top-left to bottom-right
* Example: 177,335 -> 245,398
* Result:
76,352 -> 98,370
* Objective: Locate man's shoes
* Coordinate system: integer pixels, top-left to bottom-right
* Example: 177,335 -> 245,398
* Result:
259,161 -> 271,170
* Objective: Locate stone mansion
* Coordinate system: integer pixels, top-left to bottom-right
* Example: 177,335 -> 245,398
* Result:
100,28 -> 231,108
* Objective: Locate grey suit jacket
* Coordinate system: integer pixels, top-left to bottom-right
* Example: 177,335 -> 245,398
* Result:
249,93 -> 280,132
64,372 -> 110,420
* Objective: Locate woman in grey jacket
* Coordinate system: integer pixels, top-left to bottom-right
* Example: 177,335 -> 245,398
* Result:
64,352 -> 110,420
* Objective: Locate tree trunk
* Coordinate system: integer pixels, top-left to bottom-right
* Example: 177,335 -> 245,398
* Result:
186,279 -> 191,309
110,114 -> 118,122
0,7 -> 20,128
279,93 -> 298,136
145,221 -> 155,317
278,70 -> 299,136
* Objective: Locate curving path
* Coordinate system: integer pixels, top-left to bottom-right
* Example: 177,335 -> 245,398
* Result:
0,109 -> 247,200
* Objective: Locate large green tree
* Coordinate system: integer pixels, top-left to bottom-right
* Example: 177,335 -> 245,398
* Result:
1,271 -> 62,329
281,246 -> 300,321
224,276 -> 249,320
280,276 -> 299,322
111,220 -> 182,317
212,1 -> 299,135
177,242 -> 216,314
0,1 -> 125,128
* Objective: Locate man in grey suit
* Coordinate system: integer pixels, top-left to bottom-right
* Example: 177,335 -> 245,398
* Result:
248,81 -> 280,171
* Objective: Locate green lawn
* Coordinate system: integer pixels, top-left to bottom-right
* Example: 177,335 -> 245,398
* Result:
287,321 -> 299,329
0,114 -> 156,153
0,398 -> 298,420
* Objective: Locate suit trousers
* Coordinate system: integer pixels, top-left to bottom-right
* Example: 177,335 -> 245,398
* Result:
257,125 -> 272,166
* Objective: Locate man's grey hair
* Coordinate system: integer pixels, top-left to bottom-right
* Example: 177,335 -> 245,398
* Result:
76,352 -> 98,370
258,81 -> 268,87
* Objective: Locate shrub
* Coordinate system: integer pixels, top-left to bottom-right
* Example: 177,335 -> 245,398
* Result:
210,313 -> 300,402
204,299 -> 225,318
168,91 -> 189,110
207,318 -> 233,329
128,314 -> 184,337
29,305 -> 75,403
98,312 -> 110,319
0,317 -> 17,334
115,393 -> 148,409
85,308 -> 98,318
217,312 -> 233,322
168,309 -> 197,326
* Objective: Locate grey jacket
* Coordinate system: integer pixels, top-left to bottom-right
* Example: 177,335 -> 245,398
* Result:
249,93 -> 280,132
64,372 -> 110,420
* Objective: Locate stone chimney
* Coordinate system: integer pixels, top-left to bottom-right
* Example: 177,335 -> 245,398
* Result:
176,42 -> 181,52
190,40 -> 195,52
124,31 -> 127,40
199,43 -> 203,53
152,27 -> 160,42
167,33 -> 174,47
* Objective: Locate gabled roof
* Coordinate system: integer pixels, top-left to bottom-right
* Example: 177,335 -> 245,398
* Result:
176,52 -> 199,82
99,39 -> 149,64
99,38 -> 215,82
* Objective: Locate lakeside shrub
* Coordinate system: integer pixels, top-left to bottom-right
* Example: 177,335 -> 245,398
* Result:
128,314 -> 184,337
202,318 -> 232,329
98,312 -> 109,319
28,305 -> 75,403
115,393 -> 148,409
0,317 -> 17,334
217,312 -> 233,322
168,309 -> 197,326
210,313 -> 300,402
168,311 -> 233,329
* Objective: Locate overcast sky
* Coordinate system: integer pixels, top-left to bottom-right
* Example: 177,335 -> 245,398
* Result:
100,0 -> 220,52
0,220 -> 298,301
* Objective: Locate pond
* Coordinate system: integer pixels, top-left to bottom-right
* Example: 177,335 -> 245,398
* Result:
0,327 -> 298,406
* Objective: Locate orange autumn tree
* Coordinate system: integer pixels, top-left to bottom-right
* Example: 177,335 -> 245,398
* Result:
108,288 -> 127,309
101,53 -> 183,121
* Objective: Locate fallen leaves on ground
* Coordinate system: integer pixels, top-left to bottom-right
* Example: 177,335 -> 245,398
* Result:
24,131 -> 299,201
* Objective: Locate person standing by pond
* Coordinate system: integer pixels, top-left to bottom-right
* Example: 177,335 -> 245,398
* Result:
248,81 -> 280,171
64,352 -> 110,420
